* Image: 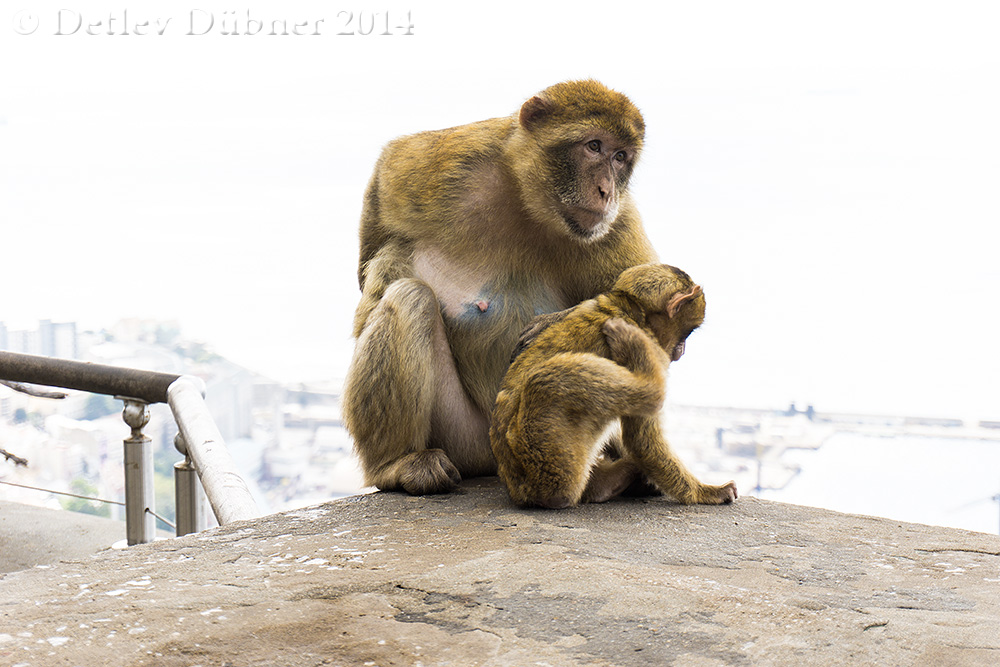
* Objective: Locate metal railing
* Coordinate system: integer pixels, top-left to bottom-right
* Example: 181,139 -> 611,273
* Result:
0,350 -> 260,544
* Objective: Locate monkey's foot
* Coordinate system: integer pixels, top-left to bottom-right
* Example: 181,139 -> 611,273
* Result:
696,480 -> 738,505
395,449 -> 462,495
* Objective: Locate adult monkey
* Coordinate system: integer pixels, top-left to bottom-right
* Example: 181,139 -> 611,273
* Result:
343,80 -> 658,494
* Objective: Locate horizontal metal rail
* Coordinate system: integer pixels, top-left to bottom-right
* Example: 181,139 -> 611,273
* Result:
0,350 -> 180,404
0,350 -> 260,543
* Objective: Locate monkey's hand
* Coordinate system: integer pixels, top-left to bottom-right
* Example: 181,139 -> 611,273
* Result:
696,480 -> 738,505
602,317 -> 650,368
396,449 -> 463,495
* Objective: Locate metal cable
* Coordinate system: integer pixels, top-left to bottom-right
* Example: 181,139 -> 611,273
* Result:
1,479 -> 178,530
0,479 -> 125,506
145,507 -> 176,530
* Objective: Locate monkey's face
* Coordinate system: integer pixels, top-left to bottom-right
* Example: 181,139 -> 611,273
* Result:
647,302 -> 704,362
670,315 -> 704,361
549,130 -> 638,242
515,81 -> 644,244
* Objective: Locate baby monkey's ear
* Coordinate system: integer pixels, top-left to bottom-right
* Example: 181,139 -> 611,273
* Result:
666,284 -> 703,318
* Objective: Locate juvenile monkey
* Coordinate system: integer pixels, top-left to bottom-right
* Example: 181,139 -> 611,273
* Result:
490,264 -> 738,509
343,80 -> 658,494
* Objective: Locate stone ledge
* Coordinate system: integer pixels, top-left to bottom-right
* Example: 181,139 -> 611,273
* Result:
1,478 -> 998,666
0,499 -> 124,575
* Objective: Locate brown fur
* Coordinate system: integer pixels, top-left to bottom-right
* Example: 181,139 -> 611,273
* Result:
343,80 -> 658,494
490,264 -> 738,508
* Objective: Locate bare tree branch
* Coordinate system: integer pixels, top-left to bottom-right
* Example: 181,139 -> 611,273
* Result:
0,380 -> 67,399
1,447 -> 28,467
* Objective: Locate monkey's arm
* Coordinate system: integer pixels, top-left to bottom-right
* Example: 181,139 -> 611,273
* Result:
358,170 -> 390,291
352,240 -> 414,337
621,415 -> 737,505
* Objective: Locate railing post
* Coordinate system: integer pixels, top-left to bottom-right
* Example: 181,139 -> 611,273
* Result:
0,353 -> 259,537
167,377 -> 259,525
122,399 -> 155,545
173,433 -> 204,537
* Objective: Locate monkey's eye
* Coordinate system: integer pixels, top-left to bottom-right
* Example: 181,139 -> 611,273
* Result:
586,140 -> 602,153
613,150 -> 628,163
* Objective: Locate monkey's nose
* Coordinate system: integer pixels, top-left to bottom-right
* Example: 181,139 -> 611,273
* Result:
597,177 -> 614,203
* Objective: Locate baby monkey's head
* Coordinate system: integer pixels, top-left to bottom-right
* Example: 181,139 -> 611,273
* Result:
612,264 -> 706,361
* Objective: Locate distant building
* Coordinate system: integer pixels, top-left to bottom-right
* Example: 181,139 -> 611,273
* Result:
0,320 -> 77,358
202,360 -> 255,442
39,320 -> 78,359
6,328 -> 40,355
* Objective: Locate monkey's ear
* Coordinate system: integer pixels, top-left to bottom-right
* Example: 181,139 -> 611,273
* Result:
666,285 -> 703,318
519,96 -> 553,129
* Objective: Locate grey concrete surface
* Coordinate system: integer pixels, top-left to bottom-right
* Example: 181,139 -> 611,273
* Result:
0,500 -> 124,575
1,478 -> 999,666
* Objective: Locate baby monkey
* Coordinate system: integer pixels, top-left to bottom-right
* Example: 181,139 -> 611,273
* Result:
490,264 -> 738,509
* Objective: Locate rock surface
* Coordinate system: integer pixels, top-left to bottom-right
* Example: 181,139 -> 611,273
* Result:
0,499 -> 123,575
1,478 -> 999,666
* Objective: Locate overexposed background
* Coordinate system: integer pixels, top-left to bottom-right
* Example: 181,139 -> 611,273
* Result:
3,0 -> 999,421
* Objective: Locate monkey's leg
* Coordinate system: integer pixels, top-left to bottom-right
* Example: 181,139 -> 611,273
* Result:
427,310 -> 493,477
581,429 -> 647,502
343,278 -> 463,495
509,353 -> 664,508
581,457 -> 642,504
621,416 -> 737,505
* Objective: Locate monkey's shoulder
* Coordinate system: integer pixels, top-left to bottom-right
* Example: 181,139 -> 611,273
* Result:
378,117 -> 513,182
373,117 -> 517,234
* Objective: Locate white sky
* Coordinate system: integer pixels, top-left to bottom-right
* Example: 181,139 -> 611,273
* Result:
2,1 -> 999,420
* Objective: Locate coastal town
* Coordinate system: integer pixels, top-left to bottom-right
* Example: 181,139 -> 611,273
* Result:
2,318 -> 999,533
